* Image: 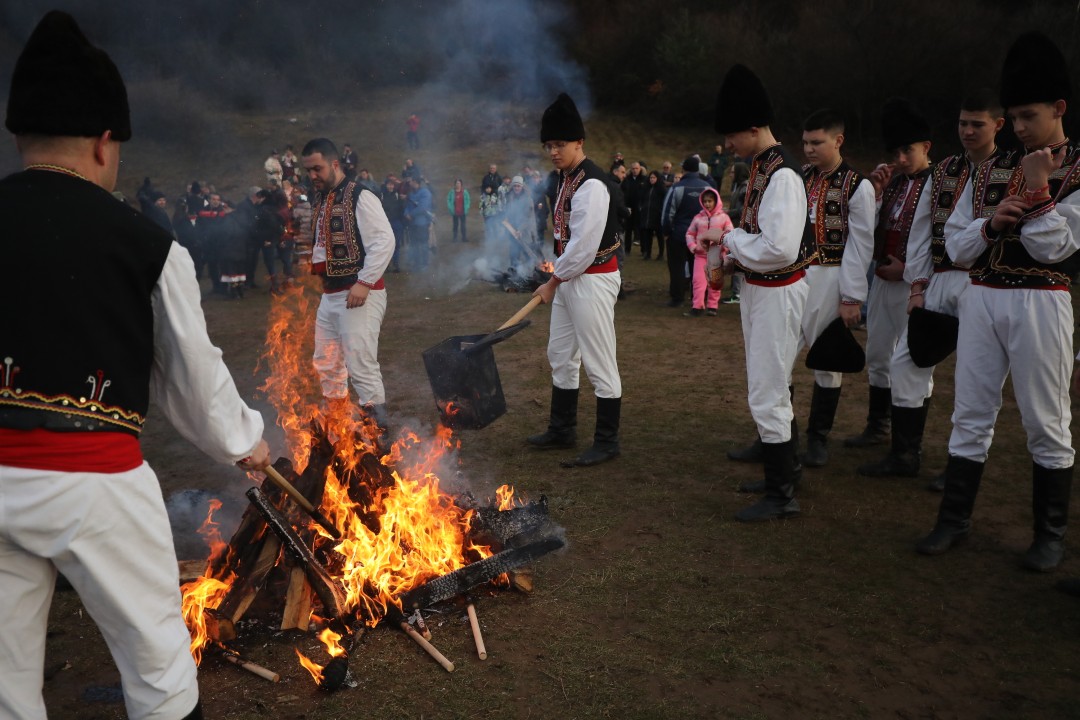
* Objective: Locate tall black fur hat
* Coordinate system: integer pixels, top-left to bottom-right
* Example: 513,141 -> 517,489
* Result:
806,317 -> 865,374
907,307 -> 959,368
1000,32 -> 1072,108
881,98 -> 931,151
5,11 -> 131,141
541,93 -> 586,143
715,64 -> 773,135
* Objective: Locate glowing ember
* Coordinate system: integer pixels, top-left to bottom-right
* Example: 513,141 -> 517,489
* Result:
538,261 -> 555,273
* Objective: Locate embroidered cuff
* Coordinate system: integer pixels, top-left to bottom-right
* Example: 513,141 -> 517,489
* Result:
1020,199 -> 1056,223
911,278 -> 930,289
356,278 -> 379,289
840,297 -> 862,305
980,220 -> 1000,245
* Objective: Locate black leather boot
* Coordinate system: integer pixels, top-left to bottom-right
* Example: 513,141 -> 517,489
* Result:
527,386 -> 578,449
182,701 -> 204,720
738,418 -> 800,494
844,385 -> 891,448
563,397 -> 620,467
802,384 -> 841,468
916,455 -> 984,555
926,468 -> 946,492
727,435 -> 763,463
1022,463 -> 1071,572
734,438 -> 801,522
857,400 -> 930,478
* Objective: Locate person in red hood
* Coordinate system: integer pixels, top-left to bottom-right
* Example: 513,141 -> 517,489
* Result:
684,187 -> 732,316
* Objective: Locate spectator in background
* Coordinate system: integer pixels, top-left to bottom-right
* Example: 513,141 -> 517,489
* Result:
709,144 -> 730,189
639,170 -> 666,260
280,145 -> 298,181
621,161 -> 647,251
172,197 -> 201,273
381,177 -> 405,272
660,160 -> 675,188
530,170 -> 550,246
502,175 -> 538,267
481,164 -> 501,193
341,144 -> 359,178
404,176 -> 433,270
196,192 -> 231,295
145,191 -> 173,236
479,183 -> 501,248
135,176 -> 155,213
402,158 -> 422,182
660,156 -> 710,308
446,178 -> 470,242
357,169 -> 380,194
292,190 -> 313,254
406,113 -> 421,149
264,150 -> 283,185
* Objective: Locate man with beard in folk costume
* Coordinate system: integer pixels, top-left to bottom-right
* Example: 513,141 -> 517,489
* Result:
301,138 -> 396,443
716,64 -> 813,521
917,33 -> 1080,572
842,99 -> 934,451
0,12 -> 270,720
527,93 -> 624,468
858,92 -> 1004,487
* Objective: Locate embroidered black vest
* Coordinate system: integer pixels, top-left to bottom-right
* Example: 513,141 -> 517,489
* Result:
735,144 -> 814,282
0,170 -> 173,435
552,158 -> 622,264
874,167 -> 932,263
929,153 -> 980,271
803,161 -> 865,266
313,177 -> 370,292
968,142 -> 1080,289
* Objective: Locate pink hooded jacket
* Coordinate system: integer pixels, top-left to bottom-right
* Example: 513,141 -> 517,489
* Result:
685,186 -> 733,256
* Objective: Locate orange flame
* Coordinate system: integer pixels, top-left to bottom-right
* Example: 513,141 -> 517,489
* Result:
295,648 -> 325,684
180,498 -> 233,664
538,261 -> 555,273
181,275 -> 522,682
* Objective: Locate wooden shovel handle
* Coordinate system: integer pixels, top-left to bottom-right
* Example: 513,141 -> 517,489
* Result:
262,465 -> 342,539
497,296 -> 543,331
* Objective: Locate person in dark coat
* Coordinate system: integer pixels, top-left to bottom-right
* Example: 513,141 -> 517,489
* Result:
660,156 -> 711,307
638,170 -> 667,260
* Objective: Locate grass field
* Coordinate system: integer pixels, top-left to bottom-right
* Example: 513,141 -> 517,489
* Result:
35,90 -> 1080,719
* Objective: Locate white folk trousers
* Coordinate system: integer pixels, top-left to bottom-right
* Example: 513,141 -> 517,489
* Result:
313,288 -> 387,405
0,462 -> 199,720
865,278 -> 909,388
548,272 -> 622,398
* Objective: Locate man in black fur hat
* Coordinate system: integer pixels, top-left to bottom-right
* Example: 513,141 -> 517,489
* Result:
715,64 -> 814,522
859,91 -> 1004,486
843,99 -> 934,450
0,11 -> 270,720
917,32 -> 1080,572
527,93 -> 624,468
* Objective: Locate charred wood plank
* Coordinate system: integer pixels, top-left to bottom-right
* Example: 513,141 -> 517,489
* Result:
398,538 -> 563,611
246,486 -> 347,620
471,496 -> 553,549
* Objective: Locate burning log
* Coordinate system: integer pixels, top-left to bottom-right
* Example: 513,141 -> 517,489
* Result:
246,486 -> 347,621
211,536 -> 282,642
471,496 -> 554,548
467,603 -> 487,660
264,465 -> 340,539
399,538 -> 564,612
280,566 -> 314,631
319,656 -> 349,691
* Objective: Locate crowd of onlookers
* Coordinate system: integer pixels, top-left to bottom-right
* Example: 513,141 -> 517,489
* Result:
124,142 -> 751,301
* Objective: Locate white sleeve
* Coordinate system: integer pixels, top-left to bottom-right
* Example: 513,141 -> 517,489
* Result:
1019,192 -> 1080,264
355,190 -> 395,286
903,181 -> 935,284
944,180 -> 983,268
149,243 -> 265,464
723,168 -> 806,271
552,178 -> 610,281
838,178 -> 876,302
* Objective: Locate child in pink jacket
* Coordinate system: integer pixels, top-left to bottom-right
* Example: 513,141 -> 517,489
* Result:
684,186 -> 733,316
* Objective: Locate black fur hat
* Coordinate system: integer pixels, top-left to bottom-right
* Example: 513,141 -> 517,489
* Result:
541,93 -> 586,143
806,317 -> 866,374
1000,32 -> 1072,109
5,11 -> 131,141
881,98 -> 931,151
715,64 -> 773,135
